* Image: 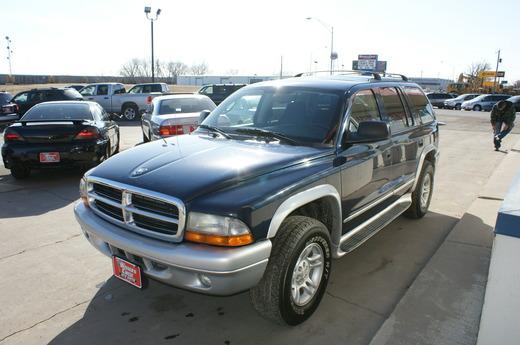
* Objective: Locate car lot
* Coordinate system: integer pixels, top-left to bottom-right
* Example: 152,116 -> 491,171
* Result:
0,109 -> 519,345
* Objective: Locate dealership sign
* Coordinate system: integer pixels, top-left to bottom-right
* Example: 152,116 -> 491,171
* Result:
352,54 -> 387,72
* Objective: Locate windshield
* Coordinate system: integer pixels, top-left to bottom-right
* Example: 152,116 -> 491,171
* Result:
158,97 -> 216,115
201,86 -> 342,146
21,103 -> 93,121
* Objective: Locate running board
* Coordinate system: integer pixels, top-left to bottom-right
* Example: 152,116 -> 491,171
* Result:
337,194 -> 412,257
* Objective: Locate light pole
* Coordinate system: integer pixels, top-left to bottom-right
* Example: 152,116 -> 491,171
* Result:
5,36 -> 13,77
144,6 -> 161,82
306,17 -> 335,74
493,49 -> 501,94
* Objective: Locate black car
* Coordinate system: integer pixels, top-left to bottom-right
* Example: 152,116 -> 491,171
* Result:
0,91 -> 18,125
197,83 -> 245,105
74,72 -> 438,325
2,101 -> 119,179
426,92 -> 455,108
9,87 -> 84,116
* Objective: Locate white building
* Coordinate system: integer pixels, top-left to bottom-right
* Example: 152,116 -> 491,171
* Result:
408,77 -> 453,92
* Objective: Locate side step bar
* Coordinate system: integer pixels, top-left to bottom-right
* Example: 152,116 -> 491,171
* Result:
337,193 -> 412,257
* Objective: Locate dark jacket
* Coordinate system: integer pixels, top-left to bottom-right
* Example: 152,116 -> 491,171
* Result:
491,100 -> 516,127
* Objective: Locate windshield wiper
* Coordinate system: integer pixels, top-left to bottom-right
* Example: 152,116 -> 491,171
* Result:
233,128 -> 299,145
198,124 -> 231,139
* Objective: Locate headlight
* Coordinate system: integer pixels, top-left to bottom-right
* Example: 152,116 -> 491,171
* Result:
79,177 -> 90,207
185,212 -> 253,247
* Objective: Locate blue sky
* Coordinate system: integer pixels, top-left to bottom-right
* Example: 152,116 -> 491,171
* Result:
2,0 -> 519,81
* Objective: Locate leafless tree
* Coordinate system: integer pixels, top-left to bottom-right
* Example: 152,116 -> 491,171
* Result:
466,61 -> 491,89
514,80 -> 520,88
190,62 -> 209,75
166,61 -> 189,79
120,58 -> 142,79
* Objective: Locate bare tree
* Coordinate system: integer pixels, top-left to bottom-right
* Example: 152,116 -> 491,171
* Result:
190,62 -> 209,75
514,80 -> 520,88
466,61 -> 491,89
120,58 -> 142,79
166,61 -> 189,80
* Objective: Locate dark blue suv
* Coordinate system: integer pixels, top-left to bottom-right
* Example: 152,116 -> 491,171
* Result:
75,71 -> 439,325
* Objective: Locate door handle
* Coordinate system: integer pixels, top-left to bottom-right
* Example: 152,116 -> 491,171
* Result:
104,97 -> 109,99
418,139 -> 424,147
87,97 -> 94,100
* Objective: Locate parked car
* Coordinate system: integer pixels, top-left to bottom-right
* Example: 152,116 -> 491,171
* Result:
443,93 -> 479,110
426,92 -> 455,108
66,85 -> 86,91
0,91 -> 18,125
80,83 -> 169,121
1,101 -> 119,179
75,72 -> 439,325
506,95 -> 520,112
461,94 -> 511,111
198,84 -> 245,105
8,87 -> 84,116
141,94 -> 216,142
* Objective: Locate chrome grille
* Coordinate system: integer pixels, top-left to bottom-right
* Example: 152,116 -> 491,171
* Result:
86,177 -> 186,242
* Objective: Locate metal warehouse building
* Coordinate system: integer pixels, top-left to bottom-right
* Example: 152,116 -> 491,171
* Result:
177,75 -> 279,86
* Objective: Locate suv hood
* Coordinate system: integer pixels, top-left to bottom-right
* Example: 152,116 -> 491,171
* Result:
90,133 -> 329,201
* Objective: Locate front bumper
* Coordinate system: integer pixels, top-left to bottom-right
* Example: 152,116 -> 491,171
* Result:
74,202 -> 271,295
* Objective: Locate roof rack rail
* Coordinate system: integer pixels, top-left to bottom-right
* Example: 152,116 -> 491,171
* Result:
293,70 -> 408,82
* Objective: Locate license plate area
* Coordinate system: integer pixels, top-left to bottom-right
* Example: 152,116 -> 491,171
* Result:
39,152 -> 60,163
112,256 -> 142,288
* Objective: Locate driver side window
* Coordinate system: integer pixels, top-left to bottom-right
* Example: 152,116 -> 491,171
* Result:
348,90 -> 381,133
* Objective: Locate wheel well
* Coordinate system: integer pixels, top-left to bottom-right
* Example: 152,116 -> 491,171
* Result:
425,150 -> 436,167
288,197 -> 336,235
122,102 -> 137,110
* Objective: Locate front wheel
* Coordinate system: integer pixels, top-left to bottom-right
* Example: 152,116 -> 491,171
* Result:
473,105 -> 482,112
250,216 -> 332,325
455,103 -> 462,110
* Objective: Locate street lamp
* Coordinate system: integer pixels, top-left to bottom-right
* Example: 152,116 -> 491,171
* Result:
306,17 -> 336,74
5,36 -> 13,77
144,6 -> 161,82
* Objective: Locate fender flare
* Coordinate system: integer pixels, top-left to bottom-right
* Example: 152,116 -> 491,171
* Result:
411,145 -> 438,192
266,184 -> 342,245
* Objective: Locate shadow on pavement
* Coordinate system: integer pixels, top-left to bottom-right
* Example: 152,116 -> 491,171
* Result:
49,211 -> 469,345
0,168 -> 84,218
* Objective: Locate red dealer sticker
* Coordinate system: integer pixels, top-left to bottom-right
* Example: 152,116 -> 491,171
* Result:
112,256 -> 142,288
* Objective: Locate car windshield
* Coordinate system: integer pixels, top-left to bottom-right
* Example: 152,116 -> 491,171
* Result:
158,97 -> 216,115
201,86 -> 342,146
21,103 -> 93,121
0,93 -> 12,105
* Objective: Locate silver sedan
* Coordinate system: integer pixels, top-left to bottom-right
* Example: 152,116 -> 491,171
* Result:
141,94 -> 216,142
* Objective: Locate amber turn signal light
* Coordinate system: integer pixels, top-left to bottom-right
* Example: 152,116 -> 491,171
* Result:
185,230 -> 253,247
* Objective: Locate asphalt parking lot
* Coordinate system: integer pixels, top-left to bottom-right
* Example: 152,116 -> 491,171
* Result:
1,110 -> 519,345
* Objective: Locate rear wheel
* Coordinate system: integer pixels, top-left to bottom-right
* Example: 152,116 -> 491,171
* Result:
122,104 -> 139,121
250,216 -> 331,325
10,164 -> 31,179
455,103 -> 462,110
473,104 -> 482,111
405,161 -> 434,219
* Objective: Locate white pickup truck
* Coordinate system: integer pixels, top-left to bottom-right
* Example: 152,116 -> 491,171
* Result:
80,83 -> 169,120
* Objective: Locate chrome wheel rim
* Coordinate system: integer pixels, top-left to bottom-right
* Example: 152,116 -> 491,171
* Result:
291,242 -> 324,307
420,173 -> 432,208
124,108 -> 136,120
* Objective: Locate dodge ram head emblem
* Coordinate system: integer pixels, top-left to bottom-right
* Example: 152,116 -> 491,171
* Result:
131,167 -> 149,177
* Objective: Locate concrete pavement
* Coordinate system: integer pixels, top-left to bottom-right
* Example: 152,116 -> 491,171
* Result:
0,110 -> 518,345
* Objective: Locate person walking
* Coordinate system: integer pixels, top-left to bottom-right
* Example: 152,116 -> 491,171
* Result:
491,99 -> 516,151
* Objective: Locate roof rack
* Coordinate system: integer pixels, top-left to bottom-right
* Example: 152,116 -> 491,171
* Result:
293,70 -> 408,82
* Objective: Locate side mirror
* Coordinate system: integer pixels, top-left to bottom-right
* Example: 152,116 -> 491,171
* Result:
199,110 -> 211,123
346,121 -> 390,144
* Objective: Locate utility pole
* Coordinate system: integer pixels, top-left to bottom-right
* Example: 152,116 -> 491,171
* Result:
493,49 -> 501,94
279,56 -> 283,79
5,36 -> 13,77
330,26 -> 334,74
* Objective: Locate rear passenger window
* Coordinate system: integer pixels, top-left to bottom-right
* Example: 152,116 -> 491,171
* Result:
379,87 -> 408,132
96,85 -> 109,96
404,87 -> 435,124
348,90 -> 380,133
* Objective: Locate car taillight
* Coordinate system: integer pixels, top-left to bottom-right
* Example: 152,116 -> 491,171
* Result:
75,127 -> 100,140
146,96 -> 153,104
159,124 -> 184,136
4,130 -> 24,141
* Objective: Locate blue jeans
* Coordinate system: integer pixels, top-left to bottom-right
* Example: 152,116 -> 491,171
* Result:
494,121 -> 512,148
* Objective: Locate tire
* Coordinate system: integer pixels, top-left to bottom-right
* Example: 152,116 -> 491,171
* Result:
10,164 -> 31,179
405,161 -> 434,219
455,103 -> 462,110
114,134 -> 120,154
250,216 -> 332,325
122,104 -> 139,121
473,105 -> 482,112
